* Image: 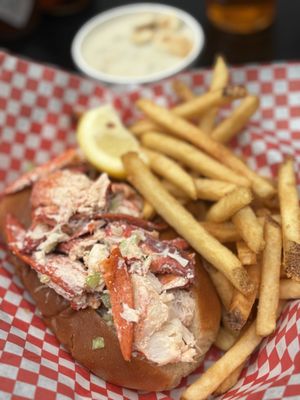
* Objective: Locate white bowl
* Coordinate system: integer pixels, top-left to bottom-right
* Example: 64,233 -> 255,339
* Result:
71,3 -> 205,85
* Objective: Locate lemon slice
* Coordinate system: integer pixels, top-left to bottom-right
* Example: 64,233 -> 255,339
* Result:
77,104 -> 141,178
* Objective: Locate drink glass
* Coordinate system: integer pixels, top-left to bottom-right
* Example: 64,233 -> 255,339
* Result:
205,0 -> 276,34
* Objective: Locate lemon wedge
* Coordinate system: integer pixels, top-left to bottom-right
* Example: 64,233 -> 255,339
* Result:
77,105 -> 141,178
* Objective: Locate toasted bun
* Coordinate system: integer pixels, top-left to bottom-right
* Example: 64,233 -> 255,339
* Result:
0,190 -> 221,391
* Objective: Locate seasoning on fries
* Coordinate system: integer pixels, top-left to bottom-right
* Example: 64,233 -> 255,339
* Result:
232,205 -> 265,254
206,187 -> 253,223
194,178 -> 237,201
257,217 -> 282,336
143,148 -> 197,199
142,132 -> 250,187
136,99 -> 275,199
211,95 -> 259,143
123,152 -> 254,295
278,157 -> 300,281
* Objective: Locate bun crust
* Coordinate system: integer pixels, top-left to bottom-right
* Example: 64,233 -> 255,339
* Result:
0,190 -> 221,391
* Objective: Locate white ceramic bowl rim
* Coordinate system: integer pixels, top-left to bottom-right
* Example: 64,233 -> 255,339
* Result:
71,3 -> 205,85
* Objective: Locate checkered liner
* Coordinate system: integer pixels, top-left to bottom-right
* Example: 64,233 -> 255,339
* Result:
0,51 -> 300,400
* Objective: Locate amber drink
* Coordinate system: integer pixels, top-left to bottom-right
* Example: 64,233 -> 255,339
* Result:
205,0 -> 276,34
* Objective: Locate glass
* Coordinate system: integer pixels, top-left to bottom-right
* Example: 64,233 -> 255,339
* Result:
205,0 -> 276,34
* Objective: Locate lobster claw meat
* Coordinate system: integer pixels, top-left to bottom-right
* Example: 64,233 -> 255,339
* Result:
100,247 -> 134,361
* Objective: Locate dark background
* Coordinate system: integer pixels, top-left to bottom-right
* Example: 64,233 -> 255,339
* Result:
1,0 -> 300,74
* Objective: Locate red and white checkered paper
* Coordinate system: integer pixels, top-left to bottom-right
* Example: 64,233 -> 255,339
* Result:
0,50 -> 300,400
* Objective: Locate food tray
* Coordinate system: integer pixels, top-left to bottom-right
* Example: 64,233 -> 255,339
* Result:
0,51 -> 300,400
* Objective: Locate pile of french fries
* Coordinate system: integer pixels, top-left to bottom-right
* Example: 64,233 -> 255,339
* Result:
122,56 -> 300,400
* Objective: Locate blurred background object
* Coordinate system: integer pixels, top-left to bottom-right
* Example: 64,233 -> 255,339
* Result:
0,0 -> 299,72
205,0 -> 276,34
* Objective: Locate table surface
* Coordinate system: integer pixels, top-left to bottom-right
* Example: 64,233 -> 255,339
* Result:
1,0 -> 300,75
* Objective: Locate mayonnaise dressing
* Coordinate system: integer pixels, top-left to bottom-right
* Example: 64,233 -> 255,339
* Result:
81,12 -> 194,78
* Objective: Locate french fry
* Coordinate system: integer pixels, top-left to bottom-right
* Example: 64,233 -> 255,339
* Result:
194,178 -> 237,201
225,264 -> 260,331
211,95 -> 259,143
232,206 -> 265,254
257,217 -> 282,336
214,326 -> 238,351
236,241 -> 257,265
200,221 -> 241,243
142,132 -> 250,187
278,157 -> 300,280
137,99 -> 275,199
280,279 -> 300,299
143,148 -> 197,199
214,362 -> 245,395
199,55 -> 229,133
123,153 -> 254,295
181,321 -> 263,400
204,263 -> 234,310
172,80 -> 195,101
161,179 -> 189,202
130,86 -> 246,135
142,200 -> 156,220
206,187 -> 253,223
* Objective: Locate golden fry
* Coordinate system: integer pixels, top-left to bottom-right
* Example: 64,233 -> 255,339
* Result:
214,326 -> 238,351
161,179 -> 189,202
257,218 -> 282,336
211,95 -> 259,143
130,86 -> 246,135
200,221 -> 241,243
214,362 -> 245,395
172,80 -> 195,101
194,178 -> 237,201
205,263 -> 234,310
280,279 -> 300,299
236,241 -> 257,266
123,153 -> 254,295
278,157 -> 300,280
206,187 -> 253,223
143,148 -> 197,199
142,200 -> 156,220
199,55 -> 229,133
232,206 -> 265,254
225,264 -> 260,332
181,321 -> 262,400
142,132 -> 250,187
137,99 -> 275,199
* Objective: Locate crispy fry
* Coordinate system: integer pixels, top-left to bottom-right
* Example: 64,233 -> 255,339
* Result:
181,321 -> 262,400
200,221 -> 241,243
130,86 -> 246,135
194,178 -> 237,201
232,206 -> 265,254
206,187 -> 253,223
199,55 -> 229,133
278,157 -> 300,280
123,152 -> 254,295
225,264 -> 260,331
257,218 -> 282,336
214,326 -> 238,351
142,132 -> 250,187
172,80 -> 195,101
280,279 -> 300,299
143,148 -> 197,199
137,99 -> 275,199
236,241 -> 257,265
211,95 -> 259,143
205,263 -> 234,310
214,362 -> 245,395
